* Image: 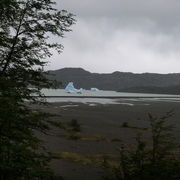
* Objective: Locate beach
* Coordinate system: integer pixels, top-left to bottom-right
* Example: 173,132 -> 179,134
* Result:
35,98 -> 180,180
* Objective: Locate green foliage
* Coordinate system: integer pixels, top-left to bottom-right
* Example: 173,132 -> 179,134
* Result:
48,118 -> 81,133
103,111 -> 180,180
121,122 -> 129,128
69,119 -> 81,132
0,95 -> 57,179
0,0 -> 75,179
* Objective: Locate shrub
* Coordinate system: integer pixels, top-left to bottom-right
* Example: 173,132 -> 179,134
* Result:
103,111 -> 180,180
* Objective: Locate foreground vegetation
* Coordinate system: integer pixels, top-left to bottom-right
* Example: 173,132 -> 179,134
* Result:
0,0 -> 75,179
102,111 -> 180,180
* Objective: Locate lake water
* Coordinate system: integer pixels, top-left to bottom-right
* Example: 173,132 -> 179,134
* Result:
42,89 -> 180,98
41,89 -> 180,105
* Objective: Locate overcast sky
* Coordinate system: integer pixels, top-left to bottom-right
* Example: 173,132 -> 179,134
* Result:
46,0 -> 180,73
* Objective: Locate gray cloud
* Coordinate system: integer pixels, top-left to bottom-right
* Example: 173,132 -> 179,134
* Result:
47,0 -> 180,73
58,0 -> 180,29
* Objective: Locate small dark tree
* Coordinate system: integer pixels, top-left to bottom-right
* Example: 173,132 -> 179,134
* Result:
0,0 -> 75,179
103,112 -> 180,180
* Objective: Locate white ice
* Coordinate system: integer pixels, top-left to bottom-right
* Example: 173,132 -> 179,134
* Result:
90,88 -> 99,91
65,82 -> 83,94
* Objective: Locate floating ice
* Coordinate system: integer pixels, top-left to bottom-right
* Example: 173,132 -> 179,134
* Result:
65,82 -> 83,94
90,88 -> 99,91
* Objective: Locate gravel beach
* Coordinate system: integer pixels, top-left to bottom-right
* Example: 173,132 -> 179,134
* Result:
35,99 -> 180,180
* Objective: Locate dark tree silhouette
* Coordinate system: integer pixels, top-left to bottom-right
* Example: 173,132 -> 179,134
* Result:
0,0 -> 75,179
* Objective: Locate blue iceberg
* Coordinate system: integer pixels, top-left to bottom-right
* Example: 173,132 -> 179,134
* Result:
90,88 -> 99,91
65,82 -> 83,94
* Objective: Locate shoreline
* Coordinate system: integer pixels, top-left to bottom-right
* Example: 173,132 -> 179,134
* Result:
36,96 -> 180,98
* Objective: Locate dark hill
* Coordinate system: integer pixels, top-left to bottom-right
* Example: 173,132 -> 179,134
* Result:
47,68 -> 180,94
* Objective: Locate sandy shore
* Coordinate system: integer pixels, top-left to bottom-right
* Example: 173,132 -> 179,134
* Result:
35,99 -> 180,180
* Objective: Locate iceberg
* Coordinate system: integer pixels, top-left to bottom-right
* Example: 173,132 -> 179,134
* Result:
65,82 -> 83,94
90,88 -> 99,91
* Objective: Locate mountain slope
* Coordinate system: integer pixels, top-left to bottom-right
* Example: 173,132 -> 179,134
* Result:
47,68 -> 180,94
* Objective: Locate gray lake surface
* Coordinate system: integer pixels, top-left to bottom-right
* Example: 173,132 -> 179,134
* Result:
41,89 -> 180,105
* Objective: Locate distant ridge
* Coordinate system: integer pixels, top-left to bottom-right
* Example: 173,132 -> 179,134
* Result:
47,68 -> 180,94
